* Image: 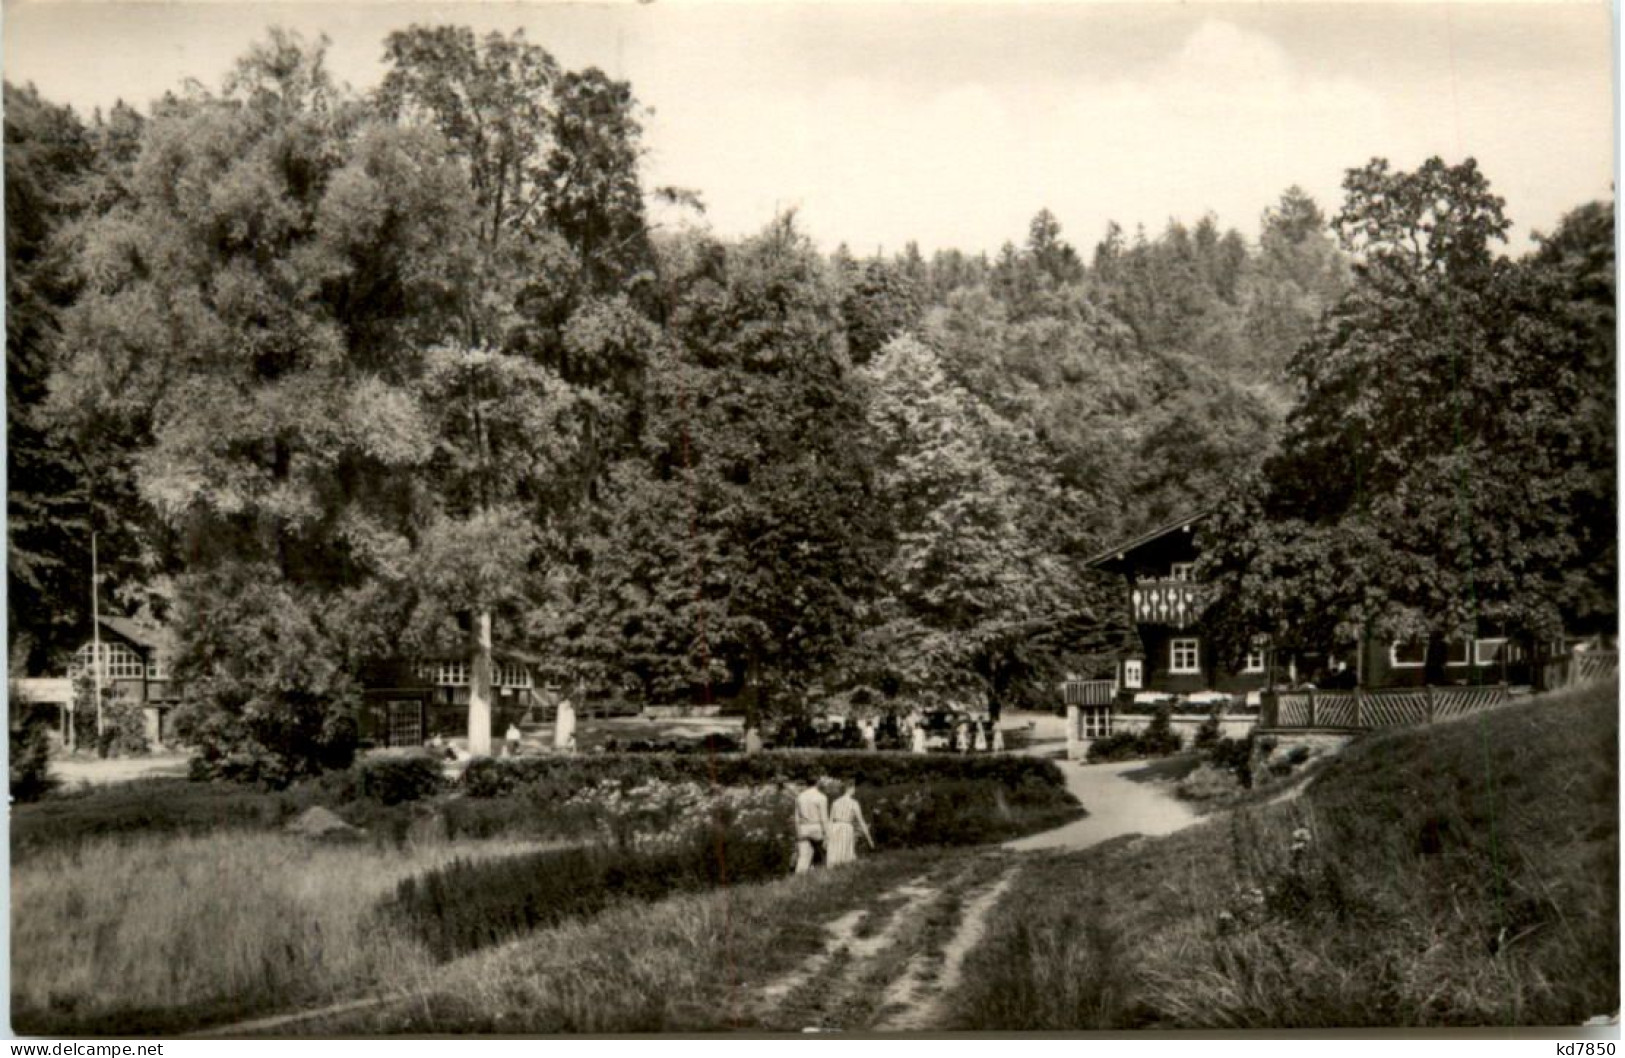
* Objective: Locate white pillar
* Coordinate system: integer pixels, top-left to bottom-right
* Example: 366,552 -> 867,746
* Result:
1066,703 -> 1081,760
467,610 -> 493,756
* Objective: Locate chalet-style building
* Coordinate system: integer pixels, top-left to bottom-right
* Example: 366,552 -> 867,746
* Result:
1085,510 -> 1535,703
68,616 -> 182,746
358,651 -> 543,748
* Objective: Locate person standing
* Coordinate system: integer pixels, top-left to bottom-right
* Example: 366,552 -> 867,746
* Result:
793,775 -> 831,873
911,722 -> 928,755
826,780 -> 874,866
991,724 -> 1006,753
972,722 -> 987,753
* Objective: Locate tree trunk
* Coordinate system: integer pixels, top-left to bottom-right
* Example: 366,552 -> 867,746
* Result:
468,609 -> 494,756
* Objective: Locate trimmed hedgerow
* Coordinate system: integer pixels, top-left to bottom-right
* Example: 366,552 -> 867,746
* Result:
386,826 -> 789,962
459,750 -> 1065,799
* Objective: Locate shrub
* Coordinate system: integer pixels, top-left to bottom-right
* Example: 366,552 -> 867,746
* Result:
1205,734 -> 1255,788
1193,708 -> 1223,750
1086,731 -> 1144,763
1139,705 -> 1182,757
1176,763 -> 1242,802
325,754 -> 445,806
1084,709 -> 1183,763
170,565 -> 360,787
458,750 -> 1066,799
10,695 -> 57,803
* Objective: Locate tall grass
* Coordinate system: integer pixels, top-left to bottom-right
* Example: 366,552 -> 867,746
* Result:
950,680 -> 1619,1029
11,831 -> 554,1035
296,849 -> 955,1035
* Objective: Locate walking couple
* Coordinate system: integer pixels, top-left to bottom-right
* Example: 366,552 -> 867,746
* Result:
794,775 -> 874,872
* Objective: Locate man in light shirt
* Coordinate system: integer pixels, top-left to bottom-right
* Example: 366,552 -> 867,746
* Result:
793,776 -> 832,873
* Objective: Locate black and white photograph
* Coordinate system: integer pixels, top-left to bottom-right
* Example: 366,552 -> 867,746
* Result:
2,0 -> 1617,1041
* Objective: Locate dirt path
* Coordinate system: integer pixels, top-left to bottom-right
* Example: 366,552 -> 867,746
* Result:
744,855 -> 1019,1033
1004,757 -> 1206,852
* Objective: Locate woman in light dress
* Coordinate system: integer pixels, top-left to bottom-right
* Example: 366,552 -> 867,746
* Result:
826,780 -> 875,866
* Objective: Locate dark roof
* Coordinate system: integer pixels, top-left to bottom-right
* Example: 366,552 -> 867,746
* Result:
1082,509 -> 1213,570
97,616 -> 176,653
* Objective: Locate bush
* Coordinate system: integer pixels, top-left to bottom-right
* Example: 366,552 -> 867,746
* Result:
1084,708 -> 1183,763
10,696 -> 57,803
1193,708 -> 1223,750
1139,705 -> 1182,756
324,754 -> 444,806
386,826 -> 790,962
1206,734 -> 1255,788
1175,763 -> 1242,802
458,750 -> 1067,799
170,566 -> 360,787
1086,731 -> 1144,763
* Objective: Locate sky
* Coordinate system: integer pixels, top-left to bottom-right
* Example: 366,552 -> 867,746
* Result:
3,1 -> 1615,257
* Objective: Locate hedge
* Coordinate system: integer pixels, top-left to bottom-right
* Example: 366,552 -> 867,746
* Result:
460,750 -> 1066,799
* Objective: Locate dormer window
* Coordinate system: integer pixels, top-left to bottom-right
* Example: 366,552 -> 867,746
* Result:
1169,562 -> 1195,583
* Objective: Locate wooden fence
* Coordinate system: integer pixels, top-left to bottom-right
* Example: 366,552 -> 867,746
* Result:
1261,685 -> 1510,731
1062,679 -> 1117,707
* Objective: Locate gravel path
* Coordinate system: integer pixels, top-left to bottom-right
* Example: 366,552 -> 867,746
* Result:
1004,757 -> 1206,852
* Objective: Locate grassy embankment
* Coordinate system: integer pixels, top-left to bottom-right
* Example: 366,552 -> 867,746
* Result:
12,751 -> 1077,1035
951,679 -> 1619,1029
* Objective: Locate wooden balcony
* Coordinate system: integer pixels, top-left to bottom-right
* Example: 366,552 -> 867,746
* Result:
1130,580 -> 1207,628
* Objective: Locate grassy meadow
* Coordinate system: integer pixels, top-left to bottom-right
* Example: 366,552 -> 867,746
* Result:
10,830 -> 560,1035
12,749 -> 1078,1035
950,679 -> 1619,1029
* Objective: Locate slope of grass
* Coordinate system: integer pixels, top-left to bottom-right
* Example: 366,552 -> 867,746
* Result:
10,832 -> 557,1036
287,849 -> 959,1035
951,680 -> 1619,1029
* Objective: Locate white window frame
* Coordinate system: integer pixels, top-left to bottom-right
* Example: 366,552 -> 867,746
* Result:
73,642 -> 145,680
1170,638 -> 1200,675
146,656 -> 169,680
1389,640 -> 1426,669
1123,659 -> 1143,689
1474,638 -> 1506,667
1080,706 -> 1111,739
1243,649 -> 1265,674
1446,639 -> 1471,667
1169,562 -> 1195,583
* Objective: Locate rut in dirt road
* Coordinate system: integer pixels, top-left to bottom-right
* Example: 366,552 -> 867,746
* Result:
744,855 -> 1021,1033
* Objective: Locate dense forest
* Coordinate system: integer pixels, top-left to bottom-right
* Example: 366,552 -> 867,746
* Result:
6,29 -> 1613,776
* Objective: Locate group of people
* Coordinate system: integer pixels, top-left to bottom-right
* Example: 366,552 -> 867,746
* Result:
793,775 -> 875,873
905,715 -> 1005,754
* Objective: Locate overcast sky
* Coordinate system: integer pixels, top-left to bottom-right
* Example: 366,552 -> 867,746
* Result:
4,2 -> 1615,256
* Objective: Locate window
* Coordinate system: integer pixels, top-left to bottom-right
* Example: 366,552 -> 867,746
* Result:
1389,640 -> 1426,668
1123,659 -> 1143,689
1170,638 -> 1200,674
494,662 -> 534,689
1080,706 -> 1111,739
72,642 -> 144,680
1243,649 -> 1265,674
1169,562 -> 1195,582
1391,639 -> 1470,668
1474,638 -> 1507,666
146,656 -> 169,680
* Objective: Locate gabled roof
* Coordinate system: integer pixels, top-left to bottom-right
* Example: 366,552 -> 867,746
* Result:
97,615 -> 176,654
1083,509 -> 1213,570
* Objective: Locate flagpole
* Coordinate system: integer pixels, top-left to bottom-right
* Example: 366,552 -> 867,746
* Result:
92,530 -> 103,744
